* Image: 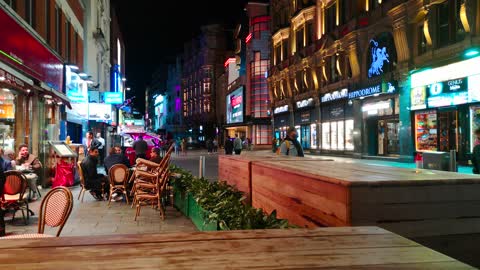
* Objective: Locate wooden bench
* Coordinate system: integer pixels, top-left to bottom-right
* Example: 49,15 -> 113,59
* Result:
0,226 -> 473,269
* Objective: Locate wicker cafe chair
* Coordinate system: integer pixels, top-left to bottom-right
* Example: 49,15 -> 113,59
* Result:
77,161 -> 105,202
38,186 -> 73,237
107,164 -> 130,205
2,187 -> 73,239
134,167 -> 170,221
1,171 -> 30,225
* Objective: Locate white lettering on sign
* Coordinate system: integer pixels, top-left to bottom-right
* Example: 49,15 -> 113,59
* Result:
274,105 -> 289,114
321,88 -> 348,103
348,85 -> 381,99
296,98 -> 314,108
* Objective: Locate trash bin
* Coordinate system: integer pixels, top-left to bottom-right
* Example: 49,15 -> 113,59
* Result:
422,151 -> 457,172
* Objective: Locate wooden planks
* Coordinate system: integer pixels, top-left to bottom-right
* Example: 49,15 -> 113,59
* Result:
0,227 -> 473,269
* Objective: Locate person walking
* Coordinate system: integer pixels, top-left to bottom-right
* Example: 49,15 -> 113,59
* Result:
279,127 -> 304,157
181,138 -> 187,156
132,135 -> 148,160
233,134 -> 243,155
213,138 -> 218,153
224,135 -> 233,155
206,138 -> 213,154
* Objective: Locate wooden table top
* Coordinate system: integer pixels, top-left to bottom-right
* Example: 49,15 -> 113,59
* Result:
0,226 -> 473,269
255,159 -> 480,186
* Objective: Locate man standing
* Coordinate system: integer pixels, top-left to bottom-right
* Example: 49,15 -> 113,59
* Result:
279,127 -> 304,157
233,134 -> 243,155
84,131 -> 101,156
96,132 -> 105,165
224,135 -> 233,155
132,135 -> 148,160
81,146 -> 109,200
16,144 -> 43,200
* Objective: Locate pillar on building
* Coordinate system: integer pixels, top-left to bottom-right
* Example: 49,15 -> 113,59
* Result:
14,94 -> 26,151
31,93 -> 40,157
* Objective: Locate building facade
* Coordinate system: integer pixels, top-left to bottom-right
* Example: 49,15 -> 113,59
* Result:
221,2 -> 272,149
268,0 -> 470,162
165,57 -> 185,140
182,24 -> 228,146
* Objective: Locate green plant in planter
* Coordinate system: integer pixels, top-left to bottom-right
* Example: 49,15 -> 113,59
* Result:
169,165 -> 294,230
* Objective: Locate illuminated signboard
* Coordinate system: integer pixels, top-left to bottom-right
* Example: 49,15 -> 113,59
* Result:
154,95 -> 164,106
426,77 -> 469,108
274,105 -> 288,114
89,104 -> 113,121
296,98 -> 314,109
367,32 -> 396,78
349,81 -> 396,99
65,66 -> 88,103
321,89 -> 348,103
104,92 -> 123,104
226,87 -> 244,124
411,86 -> 427,110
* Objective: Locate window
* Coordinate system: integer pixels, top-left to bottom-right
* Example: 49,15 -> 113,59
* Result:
436,0 -> 465,48
282,39 -> 289,59
73,34 -> 78,63
417,24 -> 427,55
329,55 -> 339,83
55,5 -> 62,53
25,0 -> 35,28
254,125 -> 272,145
368,0 -> 379,12
296,27 -> 304,50
252,18 -> 269,39
274,44 -> 281,65
305,21 -> 314,46
66,20 -> 71,61
250,52 -> 269,118
45,0 -> 51,43
325,3 -> 336,34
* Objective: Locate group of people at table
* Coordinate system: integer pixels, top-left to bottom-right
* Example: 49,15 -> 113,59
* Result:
81,133 -> 163,202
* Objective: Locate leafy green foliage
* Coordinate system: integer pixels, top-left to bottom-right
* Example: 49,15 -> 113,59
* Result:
169,165 -> 294,230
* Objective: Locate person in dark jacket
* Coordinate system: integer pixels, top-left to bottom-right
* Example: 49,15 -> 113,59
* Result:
224,135 -> 234,155
472,128 -> 480,174
104,146 -> 131,173
81,146 -> 109,200
132,135 -> 148,160
149,147 -> 162,164
0,161 -> 5,236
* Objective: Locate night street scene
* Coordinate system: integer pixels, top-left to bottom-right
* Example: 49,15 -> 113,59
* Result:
1,0 -> 480,269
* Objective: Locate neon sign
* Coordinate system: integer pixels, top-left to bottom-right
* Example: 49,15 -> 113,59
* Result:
349,81 -> 396,99
368,39 -> 390,78
226,87 -> 244,124
321,89 -> 348,103
274,105 -> 289,114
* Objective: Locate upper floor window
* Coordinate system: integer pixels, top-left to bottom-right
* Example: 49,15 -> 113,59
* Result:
325,3 -> 336,34
367,0 -> 380,12
45,0 -> 51,43
305,20 -> 314,46
296,27 -> 304,50
282,39 -> 289,59
25,0 -> 35,28
436,0 -> 465,48
417,23 -> 427,55
66,20 -> 71,61
274,44 -> 282,65
55,5 -> 62,53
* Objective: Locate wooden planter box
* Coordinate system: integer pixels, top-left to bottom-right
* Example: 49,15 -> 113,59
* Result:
187,193 -> 218,231
218,154 -> 329,205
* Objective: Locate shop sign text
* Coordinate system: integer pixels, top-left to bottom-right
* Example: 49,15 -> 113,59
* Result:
321,88 -> 348,103
296,98 -> 314,109
274,105 -> 289,114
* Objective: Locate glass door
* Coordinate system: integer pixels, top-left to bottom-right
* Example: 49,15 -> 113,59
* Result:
386,119 -> 399,155
438,110 -> 458,152
300,125 -> 310,149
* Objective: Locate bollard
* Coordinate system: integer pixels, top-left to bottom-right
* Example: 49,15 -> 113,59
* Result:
449,150 -> 458,172
199,155 -> 205,178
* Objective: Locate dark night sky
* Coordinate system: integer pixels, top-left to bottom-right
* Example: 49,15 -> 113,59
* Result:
114,0 -> 252,113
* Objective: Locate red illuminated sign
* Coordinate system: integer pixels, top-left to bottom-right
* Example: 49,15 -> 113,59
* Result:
0,9 -> 63,91
231,95 -> 243,107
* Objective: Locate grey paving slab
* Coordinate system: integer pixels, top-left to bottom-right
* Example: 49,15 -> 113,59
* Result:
3,185 -> 197,237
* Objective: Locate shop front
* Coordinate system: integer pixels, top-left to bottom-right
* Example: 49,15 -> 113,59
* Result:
273,104 -> 290,141
320,89 -> 354,154
410,56 -> 480,162
293,98 -> 318,150
349,81 -> 399,157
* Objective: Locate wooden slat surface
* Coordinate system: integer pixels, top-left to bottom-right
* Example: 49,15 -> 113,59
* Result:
0,227 -> 473,269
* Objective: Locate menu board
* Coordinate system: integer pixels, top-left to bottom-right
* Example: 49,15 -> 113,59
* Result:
415,111 -> 438,151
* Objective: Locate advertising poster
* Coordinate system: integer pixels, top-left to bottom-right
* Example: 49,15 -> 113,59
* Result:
415,111 -> 438,151
226,87 -> 244,124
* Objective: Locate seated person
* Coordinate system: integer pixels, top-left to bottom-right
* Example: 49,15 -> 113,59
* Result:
16,144 -> 42,201
0,148 -> 13,172
104,146 -> 131,173
81,146 -> 109,201
149,147 -> 162,164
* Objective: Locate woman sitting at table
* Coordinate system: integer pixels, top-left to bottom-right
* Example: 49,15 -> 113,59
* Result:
16,144 -> 42,201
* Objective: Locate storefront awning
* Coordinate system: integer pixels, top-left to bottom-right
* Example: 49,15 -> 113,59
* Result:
39,82 -> 72,109
0,62 -> 33,93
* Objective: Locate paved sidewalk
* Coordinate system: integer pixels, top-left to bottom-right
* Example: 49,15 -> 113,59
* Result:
4,185 -> 197,237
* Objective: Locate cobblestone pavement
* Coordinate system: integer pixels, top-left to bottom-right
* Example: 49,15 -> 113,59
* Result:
4,184 -> 197,237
